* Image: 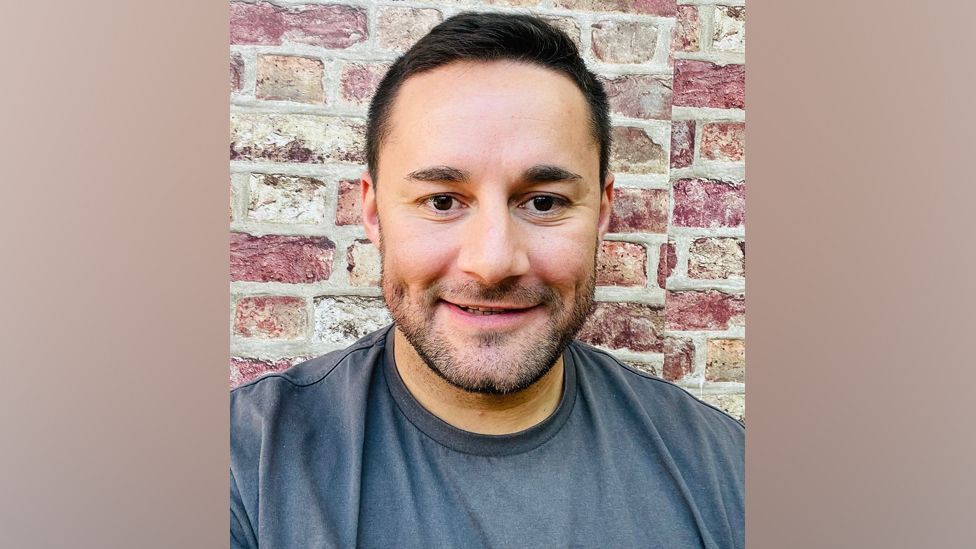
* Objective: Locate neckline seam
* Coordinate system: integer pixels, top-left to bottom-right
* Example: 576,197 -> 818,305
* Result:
381,332 -> 578,457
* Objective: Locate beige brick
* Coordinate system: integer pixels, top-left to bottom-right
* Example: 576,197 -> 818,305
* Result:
346,239 -> 381,287
706,339 -> 745,382
609,126 -> 668,174
688,238 -> 745,279
377,7 -> 443,53
230,113 -> 364,164
699,393 -> 745,423
712,6 -> 746,53
591,20 -> 658,64
256,55 -> 325,104
313,296 -> 392,346
246,174 -> 328,224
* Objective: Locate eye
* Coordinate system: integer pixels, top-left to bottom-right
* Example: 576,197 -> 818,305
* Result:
531,196 -> 555,212
521,194 -> 568,217
422,194 -> 463,215
430,195 -> 454,211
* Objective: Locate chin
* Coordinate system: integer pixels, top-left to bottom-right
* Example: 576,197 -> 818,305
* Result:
401,323 -> 569,395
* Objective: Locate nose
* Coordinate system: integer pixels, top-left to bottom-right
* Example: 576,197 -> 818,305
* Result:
455,201 -> 530,286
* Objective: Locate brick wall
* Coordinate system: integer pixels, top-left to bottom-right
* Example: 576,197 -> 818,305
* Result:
229,0 -> 746,420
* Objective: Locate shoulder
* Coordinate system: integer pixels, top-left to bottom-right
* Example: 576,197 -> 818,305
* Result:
230,326 -> 391,436
569,341 -> 744,544
568,340 -> 744,440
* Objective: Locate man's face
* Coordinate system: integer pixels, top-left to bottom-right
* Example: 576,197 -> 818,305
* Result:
362,60 -> 614,395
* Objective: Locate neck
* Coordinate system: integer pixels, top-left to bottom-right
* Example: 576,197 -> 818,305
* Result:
393,328 -> 565,435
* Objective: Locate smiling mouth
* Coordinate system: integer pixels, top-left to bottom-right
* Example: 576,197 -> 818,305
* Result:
445,301 -> 537,316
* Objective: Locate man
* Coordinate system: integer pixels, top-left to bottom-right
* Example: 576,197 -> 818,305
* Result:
231,13 -> 744,548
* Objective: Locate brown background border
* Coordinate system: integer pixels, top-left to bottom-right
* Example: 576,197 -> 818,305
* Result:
2,1 -> 975,547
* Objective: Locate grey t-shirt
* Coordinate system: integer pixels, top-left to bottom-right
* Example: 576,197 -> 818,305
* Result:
230,326 -> 744,548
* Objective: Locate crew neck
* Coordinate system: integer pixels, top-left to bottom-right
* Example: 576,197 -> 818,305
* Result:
381,327 -> 578,457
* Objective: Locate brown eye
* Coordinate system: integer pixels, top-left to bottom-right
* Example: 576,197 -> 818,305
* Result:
531,196 -> 554,211
431,196 -> 454,211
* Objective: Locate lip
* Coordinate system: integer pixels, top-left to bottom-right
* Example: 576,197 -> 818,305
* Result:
447,301 -> 536,312
439,299 -> 542,330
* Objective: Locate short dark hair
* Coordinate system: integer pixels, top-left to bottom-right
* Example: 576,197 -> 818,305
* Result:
365,12 -> 611,187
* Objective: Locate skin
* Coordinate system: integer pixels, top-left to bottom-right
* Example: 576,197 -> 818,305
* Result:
362,60 -> 614,435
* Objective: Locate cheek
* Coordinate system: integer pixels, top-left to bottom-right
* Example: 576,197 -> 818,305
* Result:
525,228 -> 598,288
382,220 -> 457,285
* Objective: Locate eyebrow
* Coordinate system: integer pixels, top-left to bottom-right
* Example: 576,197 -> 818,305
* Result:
406,166 -> 469,183
405,164 -> 583,184
522,165 -> 583,183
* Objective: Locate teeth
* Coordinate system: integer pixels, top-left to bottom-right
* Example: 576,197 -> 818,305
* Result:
460,305 -> 508,315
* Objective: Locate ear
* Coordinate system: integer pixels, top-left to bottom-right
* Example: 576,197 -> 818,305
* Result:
361,171 -> 381,247
596,173 -> 615,241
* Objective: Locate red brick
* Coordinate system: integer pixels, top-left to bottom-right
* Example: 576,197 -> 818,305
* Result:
230,357 -> 297,388
672,178 -> 745,228
346,239 -> 381,287
672,6 -> 700,52
688,237 -> 745,279
663,336 -> 695,381
591,20 -> 658,64
230,233 -> 335,283
256,55 -> 325,104
673,60 -> 745,109
610,126 -> 668,174
283,5 -> 368,49
706,338 -> 745,382
599,75 -> 671,120
335,179 -> 362,226
377,7 -> 442,52
665,290 -> 745,331
234,296 -> 307,339
577,302 -> 665,352
230,53 -> 243,92
554,0 -> 675,16
230,2 -> 284,45
657,242 -> 677,288
670,119 -> 695,169
596,241 -> 647,286
340,62 -> 388,106
230,2 -> 367,49
609,187 -> 669,234
700,122 -> 745,162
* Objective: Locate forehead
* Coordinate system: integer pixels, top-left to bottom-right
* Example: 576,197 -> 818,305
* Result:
378,60 -> 597,181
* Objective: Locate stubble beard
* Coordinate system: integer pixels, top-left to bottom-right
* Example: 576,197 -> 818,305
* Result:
379,234 -> 597,396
